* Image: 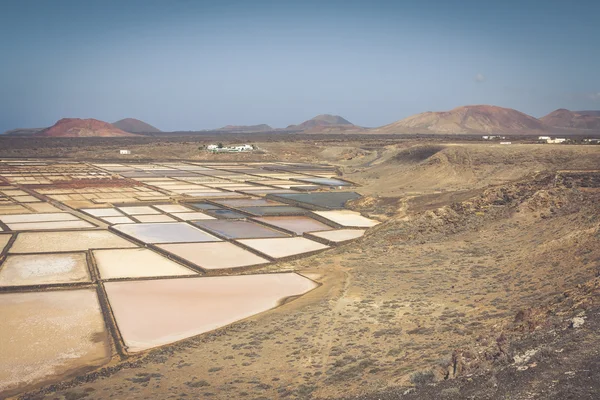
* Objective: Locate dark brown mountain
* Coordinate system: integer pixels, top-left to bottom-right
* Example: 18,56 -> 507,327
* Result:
112,118 -> 161,133
286,114 -> 364,133
540,109 -> 600,130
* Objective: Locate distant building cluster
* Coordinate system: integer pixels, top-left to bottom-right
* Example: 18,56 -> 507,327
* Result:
482,135 -> 507,140
538,136 -> 566,144
206,144 -> 255,153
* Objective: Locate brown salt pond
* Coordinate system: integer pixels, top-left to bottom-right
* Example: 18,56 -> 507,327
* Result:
0,289 -> 111,396
93,248 -> 197,279
9,230 -> 137,253
7,220 -> 95,231
253,216 -> 333,235
133,214 -> 177,223
158,242 -> 270,270
191,220 -> 289,239
113,222 -> 221,244
0,212 -> 79,224
104,273 -> 317,352
236,237 -> 329,259
0,253 -> 90,286
213,198 -> 285,207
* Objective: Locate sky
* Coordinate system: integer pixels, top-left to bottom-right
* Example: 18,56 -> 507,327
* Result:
0,0 -> 599,132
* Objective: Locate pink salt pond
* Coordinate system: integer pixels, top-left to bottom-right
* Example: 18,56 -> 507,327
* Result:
252,216 -> 333,235
104,273 -> 317,352
157,242 -> 269,270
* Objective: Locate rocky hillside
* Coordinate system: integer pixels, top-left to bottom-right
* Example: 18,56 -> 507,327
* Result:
35,118 -> 137,137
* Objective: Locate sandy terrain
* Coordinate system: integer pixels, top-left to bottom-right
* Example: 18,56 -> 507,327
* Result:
6,138 -> 600,400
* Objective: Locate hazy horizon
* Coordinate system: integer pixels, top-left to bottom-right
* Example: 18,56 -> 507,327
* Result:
1,0 -> 599,133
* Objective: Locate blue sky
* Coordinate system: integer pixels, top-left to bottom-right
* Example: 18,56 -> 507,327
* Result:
1,0 -> 599,132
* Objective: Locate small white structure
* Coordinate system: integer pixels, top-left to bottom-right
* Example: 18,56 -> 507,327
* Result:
483,135 -> 506,140
538,136 -> 551,141
206,144 -> 254,153
234,144 -> 253,152
547,138 -> 566,144
500,141 -> 512,145
119,150 -> 131,155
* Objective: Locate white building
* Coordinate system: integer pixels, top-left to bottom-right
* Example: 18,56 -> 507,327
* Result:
207,144 -> 254,152
483,135 -> 506,140
119,150 -> 131,155
538,136 -> 551,141
547,138 -> 567,144
500,141 -> 512,145
234,144 -> 253,151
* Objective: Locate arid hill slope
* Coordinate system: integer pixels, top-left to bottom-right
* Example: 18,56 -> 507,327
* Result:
540,109 -> 600,130
36,118 -> 137,137
112,118 -> 161,133
372,105 -> 547,134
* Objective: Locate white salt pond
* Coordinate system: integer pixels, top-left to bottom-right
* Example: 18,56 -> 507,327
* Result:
104,273 -> 317,352
0,289 -> 111,396
113,222 -> 221,244
236,237 -> 329,259
158,242 -> 269,270
134,214 -> 176,223
307,229 -> 366,243
93,248 -> 196,279
9,230 -> 137,253
313,210 -> 380,228
0,253 -> 90,286
154,204 -> 192,213
103,216 -> 135,224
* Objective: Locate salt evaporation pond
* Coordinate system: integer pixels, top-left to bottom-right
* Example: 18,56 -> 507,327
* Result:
158,242 -> 269,270
93,248 -> 197,279
0,253 -> 90,286
0,289 -> 111,396
9,230 -> 137,253
104,273 -> 317,352
113,222 -> 220,244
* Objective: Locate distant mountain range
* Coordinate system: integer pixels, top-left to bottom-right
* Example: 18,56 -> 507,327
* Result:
3,107 -> 600,137
217,124 -> 273,133
112,118 -> 161,133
